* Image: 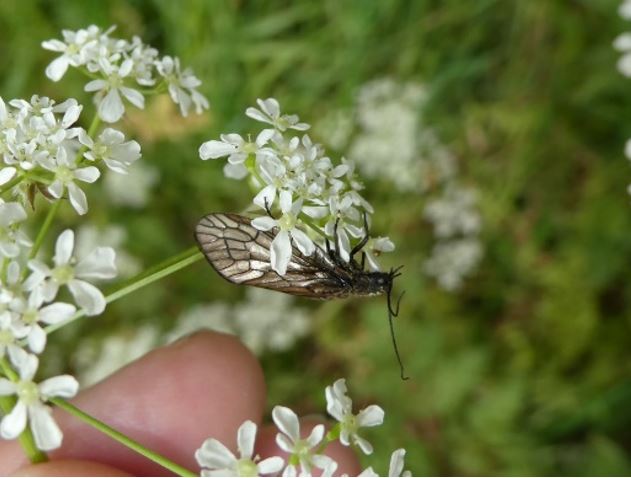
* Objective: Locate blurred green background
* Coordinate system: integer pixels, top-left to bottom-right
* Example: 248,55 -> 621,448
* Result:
2,0 -> 631,475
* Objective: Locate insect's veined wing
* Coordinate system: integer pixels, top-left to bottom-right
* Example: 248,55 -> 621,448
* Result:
195,213 -> 347,298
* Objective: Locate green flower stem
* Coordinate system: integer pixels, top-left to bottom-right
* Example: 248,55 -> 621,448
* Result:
50,398 -> 196,477
29,200 -> 61,260
0,358 -> 48,464
44,245 -> 204,335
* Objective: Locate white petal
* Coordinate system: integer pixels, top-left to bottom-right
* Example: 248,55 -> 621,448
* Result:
0,401 -> 27,439
358,466 -> 379,477
245,107 -> 271,124
27,326 -> 46,354
98,88 -> 124,123
47,181 -> 64,199
251,216 -> 276,232
312,455 -> 337,476
39,302 -> 76,325
223,163 -> 248,180
67,182 -> 88,215
388,448 -> 406,477
237,420 -> 256,459
356,405 -> 384,427
74,166 -> 100,183
45,56 -> 70,82
199,140 -> 236,160
29,404 -> 63,451
305,423 -> 324,447
354,435 -> 373,455
39,375 -> 79,399
279,190 -> 292,213
258,456 -> 285,474
9,345 -> 38,380
75,247 -> 117,280
0,378 -> 16,396
272,406 -> 300,441
195,438 -> 237,469
0,167 -> 16,186
290,228 -> 314,257
67,279 -> 106,315
253,185 -> 277,210
270,231 -> 291,276
120,87 -> 145,109
84,79 -> 107,92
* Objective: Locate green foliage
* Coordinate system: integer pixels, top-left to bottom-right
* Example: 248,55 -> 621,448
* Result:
3,0 -> 631,474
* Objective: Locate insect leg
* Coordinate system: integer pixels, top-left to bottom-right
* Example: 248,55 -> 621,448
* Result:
387,286 -> 408,380
361,251 -> 366,269
350,211 -> 370,260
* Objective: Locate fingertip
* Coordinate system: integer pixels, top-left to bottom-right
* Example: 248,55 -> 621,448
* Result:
53,331 -> 266,475
12,459 -> 131,476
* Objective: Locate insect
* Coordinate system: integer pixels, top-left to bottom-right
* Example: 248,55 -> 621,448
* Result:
195,212 -> 407,379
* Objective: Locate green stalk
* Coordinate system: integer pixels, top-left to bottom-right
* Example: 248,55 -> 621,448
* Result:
29,200 -> 61,260
44,246 -> 204,335
50,398 -> 196,477
0,359 -> 48,464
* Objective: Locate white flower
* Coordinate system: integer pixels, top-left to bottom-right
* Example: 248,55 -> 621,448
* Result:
195,420 -> 284,477
387,449 -> 411,477
156,56 -> 209,117
41,147 -> 100,215
0,347 -> 78,451
10,293 -> 75,354
199,130 -> 275,165
325,378 -> 384,455
85,58 -> 145,123
80,127 -> 141,173
41,25 -> 102,81
246,98 -> 310,132
251,192 -> 315,275
272,406 -> 337,477
26,229 -> 117,315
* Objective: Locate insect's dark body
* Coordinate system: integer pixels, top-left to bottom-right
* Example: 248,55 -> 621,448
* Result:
194,212 -> 392,300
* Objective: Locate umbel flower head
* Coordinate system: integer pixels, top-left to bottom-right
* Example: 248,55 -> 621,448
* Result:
199,98 -> 396,276
0,94 -> 142,215
42,25 -> 209,122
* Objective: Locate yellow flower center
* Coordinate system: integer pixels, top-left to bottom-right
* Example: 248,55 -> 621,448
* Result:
236,458 -> 258,477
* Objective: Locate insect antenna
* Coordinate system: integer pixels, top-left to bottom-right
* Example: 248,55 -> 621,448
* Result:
386,277 -> 408,380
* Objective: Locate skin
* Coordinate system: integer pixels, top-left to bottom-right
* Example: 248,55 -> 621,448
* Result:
0,331 -> 360,476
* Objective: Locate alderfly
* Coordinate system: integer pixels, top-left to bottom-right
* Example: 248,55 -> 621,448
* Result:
195,212 -> 407,379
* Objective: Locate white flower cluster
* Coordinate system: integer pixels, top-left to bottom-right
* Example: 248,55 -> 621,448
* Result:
42,25 -> 209,122
423,185 -> 483,290
0,220 -> 117,449
342,78 -> 456,193
195,378 -> 411,477
0,95 -> 141,215
200,98 -> 395,275
169,289 -> 311,355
